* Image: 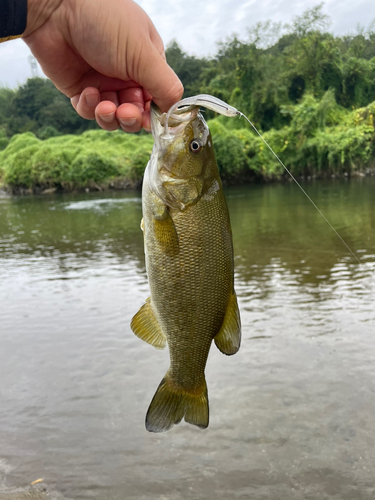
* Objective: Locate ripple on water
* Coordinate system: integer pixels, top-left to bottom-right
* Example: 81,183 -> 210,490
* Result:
61,198 -> 141,214
0,184 -> 374,500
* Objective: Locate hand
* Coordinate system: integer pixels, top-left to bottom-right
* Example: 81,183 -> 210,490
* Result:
22,0 -> 183,132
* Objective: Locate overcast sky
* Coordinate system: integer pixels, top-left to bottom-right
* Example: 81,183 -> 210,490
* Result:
1,0 -> 374,89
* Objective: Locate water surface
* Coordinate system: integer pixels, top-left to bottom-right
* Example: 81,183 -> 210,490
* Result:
0,179 -> 374,499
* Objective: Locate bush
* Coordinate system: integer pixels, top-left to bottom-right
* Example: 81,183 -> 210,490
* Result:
0,129 -> 153,190
0,97 -> 374,190
38,126 -> 61,140
0,129 -> 9,151
128,150 -> 152,182
70,153 -> 120,186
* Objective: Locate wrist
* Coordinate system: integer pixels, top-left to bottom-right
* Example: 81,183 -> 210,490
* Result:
0,0 -> 27,41
23,0 -> 63,37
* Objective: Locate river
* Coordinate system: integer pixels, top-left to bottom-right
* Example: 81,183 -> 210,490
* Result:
0,178 -> 374,500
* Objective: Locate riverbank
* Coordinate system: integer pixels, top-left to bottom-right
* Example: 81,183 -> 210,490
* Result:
1,167 -> 374,196
0,129 -> 153,194
0,94 -> 374,194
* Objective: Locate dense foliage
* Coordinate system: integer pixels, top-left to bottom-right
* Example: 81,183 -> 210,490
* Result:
0,130 -> 153,191
1,94 -> 373,191
209,92 -> 375,182
166,4 -> 375,131
0,78 -> 97,140
0,4 -> 374,191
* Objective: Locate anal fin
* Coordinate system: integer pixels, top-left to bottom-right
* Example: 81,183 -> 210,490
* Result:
131,298 -> 166,349
214,292 -> 241,355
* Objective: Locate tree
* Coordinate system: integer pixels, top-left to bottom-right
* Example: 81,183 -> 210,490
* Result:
6,78 -> 97,137
165,41 -> 208,97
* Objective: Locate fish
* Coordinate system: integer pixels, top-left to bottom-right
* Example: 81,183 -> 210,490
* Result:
131,97 -> 241,432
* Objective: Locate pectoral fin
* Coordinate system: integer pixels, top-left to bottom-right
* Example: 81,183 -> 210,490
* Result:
214,292 -> 241,355
131,298 -> 167,349
153,211 -> 179,256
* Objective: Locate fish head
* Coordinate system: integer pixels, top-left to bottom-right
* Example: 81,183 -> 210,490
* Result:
147,103 -> 219,211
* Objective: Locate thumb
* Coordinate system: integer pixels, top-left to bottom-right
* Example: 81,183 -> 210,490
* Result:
137,45 -> 184,112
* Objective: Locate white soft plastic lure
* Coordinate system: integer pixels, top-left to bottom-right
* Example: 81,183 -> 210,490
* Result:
162,94 -> 361,266
163,94 -> 240,138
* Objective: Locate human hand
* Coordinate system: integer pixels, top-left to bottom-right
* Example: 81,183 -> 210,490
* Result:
23,0 -> 183,132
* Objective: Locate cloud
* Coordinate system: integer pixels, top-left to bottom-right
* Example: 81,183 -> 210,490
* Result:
135,0 -> 375,55
1,0 -> 374,88
0,39 -> 43,88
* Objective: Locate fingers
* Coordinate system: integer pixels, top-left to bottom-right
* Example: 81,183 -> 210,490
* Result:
71,87 -> 100,120
116,103 -> 143,133
142,109 -> 151,132
94,101 -> 144,132
71,87 -> 149,132
118,87 -> 144,109
95,101 -> 119,131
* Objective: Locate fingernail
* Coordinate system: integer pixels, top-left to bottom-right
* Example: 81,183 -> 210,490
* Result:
100,112 -> 115,123
120,118 -> 136,127
85,93 -> 99,107
71,95 -> 79,109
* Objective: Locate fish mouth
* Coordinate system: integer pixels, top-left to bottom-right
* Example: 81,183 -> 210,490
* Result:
151,102 -> 199,140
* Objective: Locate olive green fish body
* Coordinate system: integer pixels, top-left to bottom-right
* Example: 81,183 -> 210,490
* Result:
131,104 -> 241,432
144,178 -> 233,382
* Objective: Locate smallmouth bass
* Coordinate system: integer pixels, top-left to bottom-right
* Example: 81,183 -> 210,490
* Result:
131,97 -> 241,432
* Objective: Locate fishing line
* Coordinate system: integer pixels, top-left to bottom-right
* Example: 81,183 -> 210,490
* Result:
238,112 -> 362,266
164,94 -> 364,267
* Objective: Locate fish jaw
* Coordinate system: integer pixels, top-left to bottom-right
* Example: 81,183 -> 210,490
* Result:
148,103 -> 213,211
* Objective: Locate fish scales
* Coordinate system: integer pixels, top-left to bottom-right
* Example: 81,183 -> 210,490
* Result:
144,186 -> 233,388
131,100 -> 241,432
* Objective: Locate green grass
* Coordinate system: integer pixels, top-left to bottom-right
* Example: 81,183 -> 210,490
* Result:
0,94 -> 374,192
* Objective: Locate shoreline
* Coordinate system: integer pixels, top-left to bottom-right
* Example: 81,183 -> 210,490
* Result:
0,167 -> 374,197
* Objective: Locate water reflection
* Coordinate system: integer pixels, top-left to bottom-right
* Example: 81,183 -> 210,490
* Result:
1,180 -> 374,277
0,179 -> 374,500
0,192 -> 146,278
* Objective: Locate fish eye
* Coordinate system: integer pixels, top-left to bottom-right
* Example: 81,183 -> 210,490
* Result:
189,139 -> 203,154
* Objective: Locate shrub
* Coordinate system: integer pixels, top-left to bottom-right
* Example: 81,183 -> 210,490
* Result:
38,126 -> 61,140
0,98 -> 374,190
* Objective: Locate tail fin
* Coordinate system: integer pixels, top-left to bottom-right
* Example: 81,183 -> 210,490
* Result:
146,373 -> 209,433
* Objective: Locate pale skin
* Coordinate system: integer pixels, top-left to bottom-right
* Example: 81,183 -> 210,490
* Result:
22,0 -> 184,132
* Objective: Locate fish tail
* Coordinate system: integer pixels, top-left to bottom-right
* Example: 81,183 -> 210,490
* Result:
145,372 -> 209,433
